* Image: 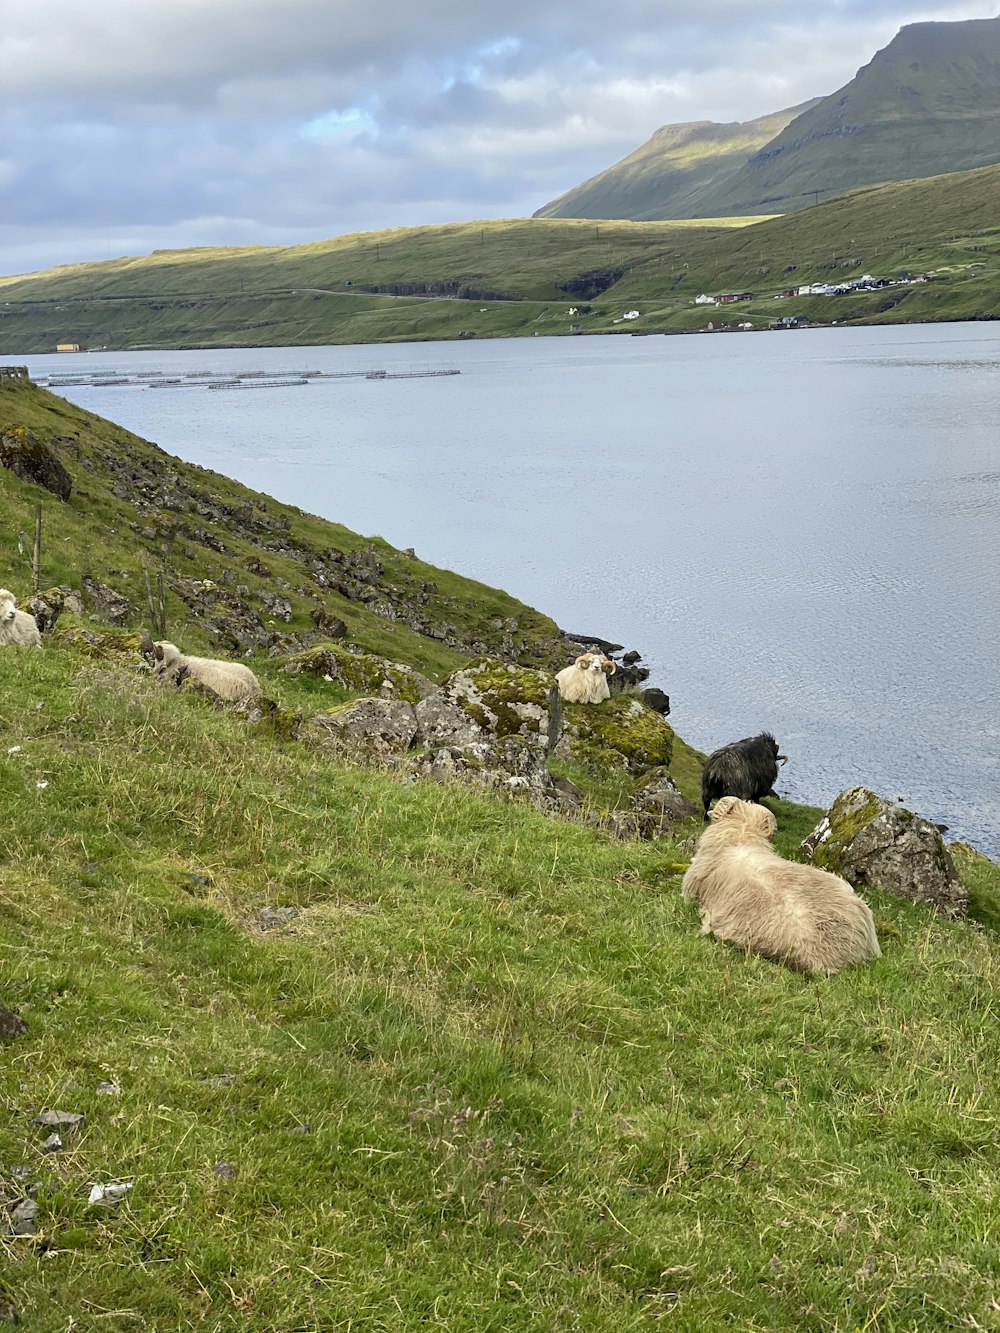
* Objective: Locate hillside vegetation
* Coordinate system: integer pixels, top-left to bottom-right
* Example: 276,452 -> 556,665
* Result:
2,383 -> 1000,1330
535,16 -> 1000,222
3,158 -> 1000,353
534,102 -> 821,223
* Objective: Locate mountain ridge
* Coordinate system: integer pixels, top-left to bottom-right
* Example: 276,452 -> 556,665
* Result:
535,15 -> 1000,220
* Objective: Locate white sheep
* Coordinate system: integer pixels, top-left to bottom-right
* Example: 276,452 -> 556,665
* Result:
681,796 -> 881,976
151,640 -> 262,704
555,652 -> 616,704
0,589 -> 42,648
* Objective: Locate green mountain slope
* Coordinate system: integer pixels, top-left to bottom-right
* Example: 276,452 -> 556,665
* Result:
535,16 -> 1000,223
3,153 -> 1000,354
533,102 -> 821,221
0,217 -> 758,354
687,16 -> 1000,216
2,388 -> 1000,1331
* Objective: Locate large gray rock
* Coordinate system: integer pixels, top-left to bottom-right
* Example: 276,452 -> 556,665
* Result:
411,658 -> 560,794
0,428 -> 73,500
801,786 -> 966,917
284,643 -> 436,703
552,695 -> 674,775
415,658 -> 559,758
302,698 -> 418,759
634,767 -> 700,834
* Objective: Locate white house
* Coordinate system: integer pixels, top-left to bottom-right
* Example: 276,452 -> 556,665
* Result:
622,310 -> 640,321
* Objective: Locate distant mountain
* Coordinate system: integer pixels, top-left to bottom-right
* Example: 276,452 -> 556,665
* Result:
533,102 -> 820,221
536,15 -> 1000,220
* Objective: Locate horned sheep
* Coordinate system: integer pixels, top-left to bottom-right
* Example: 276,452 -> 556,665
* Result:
0,589 -> 42,648
682,796 -> 881,976
701,731 -> 786,817
151,640 -> 262,704
555,652 -> 617,704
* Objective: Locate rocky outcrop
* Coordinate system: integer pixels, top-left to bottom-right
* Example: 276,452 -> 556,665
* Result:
410,658 -> 560,797
552,696 -> 674,775
302,698 -> 419,759
634,767 -> 699,833
81,577 -> 132,626
27,585 -> 77,635
0,426 -> 73,500
283,643 -> 436,704
801,786 -> 967,917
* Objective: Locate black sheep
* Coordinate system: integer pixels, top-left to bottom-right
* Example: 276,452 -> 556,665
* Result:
701,732 -> 787,817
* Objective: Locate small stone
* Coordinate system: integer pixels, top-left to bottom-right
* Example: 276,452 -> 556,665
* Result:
40,1134 -> 62,1154
0,1007 -> 28,1043
257,905 -> 300,930
33,1109 -> 84,1132
184,872 -> 213,887
205,1073 -> 236,1087
96,1081 -> 120,1097
87,1182 -> 132,1206
8,1166 -> 31,1180
291,1122 -> 313,1135
10,1199 -> 39,1236
212,1162 -> 237,1179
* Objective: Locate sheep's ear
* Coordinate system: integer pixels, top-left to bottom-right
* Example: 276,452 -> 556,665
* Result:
153,642 -> 164,662
710,796 -> 741,822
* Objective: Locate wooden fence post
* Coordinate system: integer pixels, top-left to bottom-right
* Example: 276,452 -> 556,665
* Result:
31,505 -> 42,594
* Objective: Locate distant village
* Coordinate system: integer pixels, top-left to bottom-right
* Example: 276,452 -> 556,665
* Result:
694,272 -> 935,306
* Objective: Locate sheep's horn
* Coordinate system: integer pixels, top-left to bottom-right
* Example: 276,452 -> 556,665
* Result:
777,754 -> 788,765
605,660 -> 617,675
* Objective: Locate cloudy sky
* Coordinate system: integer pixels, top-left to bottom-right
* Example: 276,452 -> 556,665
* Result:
1,0 -> 996,275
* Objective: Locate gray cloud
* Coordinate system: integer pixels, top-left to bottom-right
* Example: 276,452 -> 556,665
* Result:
0,0 -> 995,274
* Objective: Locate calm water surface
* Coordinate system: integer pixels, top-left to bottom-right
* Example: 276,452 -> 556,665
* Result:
23,325 -> 1000,856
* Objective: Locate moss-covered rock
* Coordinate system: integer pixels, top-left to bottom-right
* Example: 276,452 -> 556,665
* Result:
553,696 -> 674,775
802,786 -> 966,917
0,425 -> 73,500
415,658 -> 559,753
282,642 -> 435,704
302,698 -> 418,759
51,625 -> 148,668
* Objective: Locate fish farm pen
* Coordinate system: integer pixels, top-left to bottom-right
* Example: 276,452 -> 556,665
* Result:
34,368 -> 461,390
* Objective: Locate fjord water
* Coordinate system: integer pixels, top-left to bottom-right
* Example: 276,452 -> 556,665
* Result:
26,324 -> 1000,856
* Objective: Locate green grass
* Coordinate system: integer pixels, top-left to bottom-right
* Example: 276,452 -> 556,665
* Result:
2,636 -> 1000,1332
2,387 -> 999,1330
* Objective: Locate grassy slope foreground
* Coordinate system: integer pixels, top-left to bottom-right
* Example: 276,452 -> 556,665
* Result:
2,385 -> 1000,1331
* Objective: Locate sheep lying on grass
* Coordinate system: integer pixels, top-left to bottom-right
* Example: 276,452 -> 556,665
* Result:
0,589 -> 42,648
556,652 -> 616,704
151,640 -> 262,704
682,796 -> 881,976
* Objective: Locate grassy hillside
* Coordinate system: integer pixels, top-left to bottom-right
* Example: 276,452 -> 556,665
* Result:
0,378 -> 566,679
2,163 -> 1000,352
694,17 -> 1000,217
533,102 -> 820,222
2,390 -> 1000,1331
0,219 -> 754,354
